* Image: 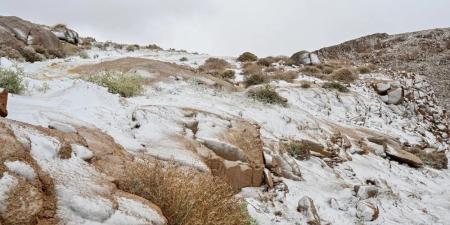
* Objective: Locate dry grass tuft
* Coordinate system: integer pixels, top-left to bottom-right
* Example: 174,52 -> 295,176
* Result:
271,70 -> 298,82
357,66 -> 372,74
118,162 -> 252,225
199,58 -> 231,73
244,74 -> 267,87
322,82 -> 349,93
250,85 -> 287,106
330,68 -> 358,83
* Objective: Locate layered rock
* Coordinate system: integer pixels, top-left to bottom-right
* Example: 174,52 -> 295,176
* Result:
290,50 -> 321,66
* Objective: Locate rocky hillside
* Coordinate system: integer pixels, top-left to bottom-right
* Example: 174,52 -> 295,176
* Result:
316,28 -> 450,111
1,17 -> 449,225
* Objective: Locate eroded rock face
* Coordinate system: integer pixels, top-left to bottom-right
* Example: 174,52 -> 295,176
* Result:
0,88 -> 7,117
51,25 -> 80,45
297,196 -> 321,225
291,51 -> 321,66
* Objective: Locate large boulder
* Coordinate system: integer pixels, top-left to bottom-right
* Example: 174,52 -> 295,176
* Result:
0,88 -> 7,117
0,16 -> 65,61
291,51 -> 321,66
356,201 -> 379,221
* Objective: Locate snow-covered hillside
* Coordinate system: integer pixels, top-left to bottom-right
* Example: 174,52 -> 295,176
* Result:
1,44 -> 449,225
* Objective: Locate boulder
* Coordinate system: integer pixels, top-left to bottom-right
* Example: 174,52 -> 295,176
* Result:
0,16 -> 64,61
374,82 -> 391,94
51,25 -> 80,45
387,87 -> 404,105
0,88 -> 7,117
297,196 -> 321,225
291,51 -> 321,66
385,146 -> 423,168
264,168 -> 274,188
356,201 -> 379,221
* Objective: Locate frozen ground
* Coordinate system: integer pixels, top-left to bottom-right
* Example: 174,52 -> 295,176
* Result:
1,46 -> 449,225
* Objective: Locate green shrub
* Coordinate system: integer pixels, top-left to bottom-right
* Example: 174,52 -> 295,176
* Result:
79,51 -> 90,59
0,68 -> 25,94
85,71 -> 145,97
251,85 -> 287,106
244,74 -> 266,87
237,52 -> 258,62
179,57 -> 188,62
285,141 -> 311,160
322,82 -> 349,93
220,70 -> 235,79
330,68 -> 358,83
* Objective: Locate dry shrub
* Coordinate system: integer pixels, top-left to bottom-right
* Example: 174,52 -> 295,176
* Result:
300,65 -> 322,76
284,140 -> 312,160
244,74 -> 267,87
322,82 -> 349,93
257,57 -> 274,67
199,58 -> 231,72
250,85 -> 287,106
61,42 -> 81,56
242,63 -> 263,76
271,70 -> 298,82
84,71 -> 145,97
300,81 -> 311,88
126,45 -> 139,52
330,68 -> 358,83
118,162 -> 252,225
146,44 -> 163,50
237,52 -> 258,62
179,57 -> 188,62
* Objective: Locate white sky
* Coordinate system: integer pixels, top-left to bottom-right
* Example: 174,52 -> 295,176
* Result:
1,0 -> 450,57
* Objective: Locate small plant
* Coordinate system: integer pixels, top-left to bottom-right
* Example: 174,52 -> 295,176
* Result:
79,51 -> 90,59
37,82 -> 50,93
85,71 -> 145,97
237,52 -> 258,62
179,57 -> 188,62
300,66 -> 322,76
285,141 -> 311,160
330,68 -> 358,83
126,45 -> 139,52
322,82 -> 349,93
256,58 -> 273,67
300,81 -> 311,88
220,70 -> 235,79
251,85 -> 287,106
242,63 -> 263,76
0,68 -> 25,94
244,74 -> 266,87
357,66 -> 371,74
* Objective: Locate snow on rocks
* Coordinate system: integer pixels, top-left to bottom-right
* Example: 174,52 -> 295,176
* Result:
48,121 -> 77,133
356,200 -> 379,221
297,196 -> 322,225
71,144 -> 94,161
290,51 -> 321,65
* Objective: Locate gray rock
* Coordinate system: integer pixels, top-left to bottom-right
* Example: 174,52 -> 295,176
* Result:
297,196 -> 321,225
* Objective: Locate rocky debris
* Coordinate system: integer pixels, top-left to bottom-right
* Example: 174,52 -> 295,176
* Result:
0,16 -> 65,61
367,136 -> 424,168
297,196 -> 321,225
406,146 -> 448,169
51,24 -> 80,45
291,51 -> 321,65
356,200 -> 379,221
0,88 -> 7,117
316,28 -> 450,111
263,168 -> 274,188
354,185 -> 379,199
373,81 -> 404,105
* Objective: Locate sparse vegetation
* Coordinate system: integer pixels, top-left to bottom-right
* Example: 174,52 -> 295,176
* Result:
300,66 -> 322,76
199,58 -> 231,72
118,162 -> 253,225
300,81 -> 311,88
179,57 -> 188,62
237,52 -> 258,62
256,58 -> 273,67
79,51 -> 89,59
250,85 -> 287,106
244,74 -> 267,87
220,70 -> 236,79
322,82 -> 349,93
84,71 -> 145,97
242,63 -> 263,76
146,44 -> 163,50
0,68 -> 25,94
126,45 -> 139,52
271,70 -> 297,82
285,141 -> 311,160
330,68 -> 358,83
357,66 -> 371,74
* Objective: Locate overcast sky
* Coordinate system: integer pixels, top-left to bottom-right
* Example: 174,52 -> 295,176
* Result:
1,0 -> 450,56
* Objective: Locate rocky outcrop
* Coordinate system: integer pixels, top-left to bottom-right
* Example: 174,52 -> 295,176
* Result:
373,81 -> 404,105
316,28 -> 450,111
51,24 -> 80,45
291,51 -> 321,65
367,136 -> 424,168
0,88 -> 7,117
297,196 -> 321,225
0,16 -> 66,61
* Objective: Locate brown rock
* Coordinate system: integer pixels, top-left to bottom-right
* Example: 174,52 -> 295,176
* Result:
386,146 -> 423,168
0,88 -> 7,117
